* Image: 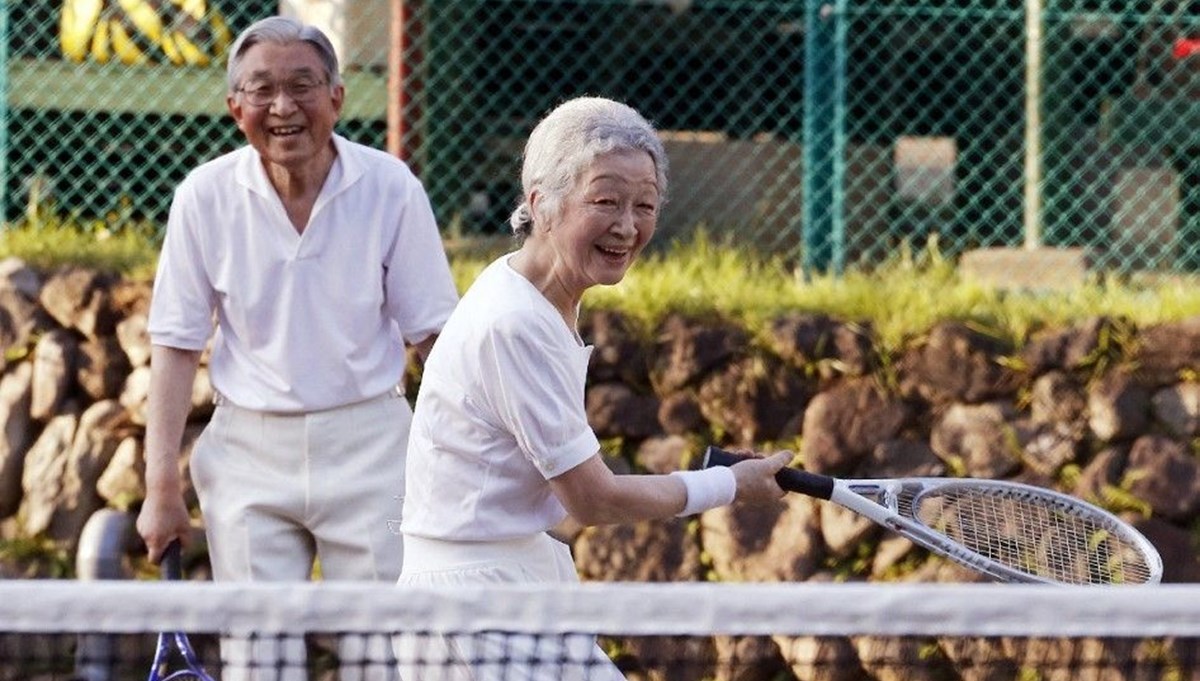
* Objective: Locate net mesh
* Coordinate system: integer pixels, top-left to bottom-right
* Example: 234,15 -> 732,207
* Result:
1,581 -> 1195,681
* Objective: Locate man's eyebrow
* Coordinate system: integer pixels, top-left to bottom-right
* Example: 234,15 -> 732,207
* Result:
243,66 -> 321,81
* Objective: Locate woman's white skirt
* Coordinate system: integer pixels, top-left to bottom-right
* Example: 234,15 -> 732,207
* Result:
394,533 -> 623,681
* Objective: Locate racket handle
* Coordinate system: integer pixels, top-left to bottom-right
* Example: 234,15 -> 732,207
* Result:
703,446 -> 836,500
161,539 -> 183,582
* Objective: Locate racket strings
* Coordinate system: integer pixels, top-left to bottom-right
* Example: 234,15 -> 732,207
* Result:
902,488 -> 1155,585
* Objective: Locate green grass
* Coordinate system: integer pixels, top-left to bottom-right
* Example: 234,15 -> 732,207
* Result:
453,232 -> 1200,357
0,536 -> 73,578
1,201 -> 161,280
4,214 -> 1199,359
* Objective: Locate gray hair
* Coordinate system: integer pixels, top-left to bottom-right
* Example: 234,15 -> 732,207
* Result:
510,97 -> 668,240
226,16 -> 342,92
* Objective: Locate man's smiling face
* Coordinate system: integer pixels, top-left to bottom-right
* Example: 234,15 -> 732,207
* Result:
227,40 -> 344,176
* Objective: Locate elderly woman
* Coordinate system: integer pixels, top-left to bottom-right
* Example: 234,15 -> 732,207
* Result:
395,96 -> 791,680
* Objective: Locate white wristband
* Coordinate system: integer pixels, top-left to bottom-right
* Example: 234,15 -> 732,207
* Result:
670,467 -> 737,517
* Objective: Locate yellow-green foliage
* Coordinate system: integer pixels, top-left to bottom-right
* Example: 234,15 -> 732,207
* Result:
450,232 -> 1200,354
5,218 -> 1200,350
0,536 -> 73,578
1,205 -> 161,280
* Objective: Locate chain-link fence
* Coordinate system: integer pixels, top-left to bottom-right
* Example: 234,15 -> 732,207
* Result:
5,0 -> 1200,273
832,0 -> 1200,274
5,0 -> 387,230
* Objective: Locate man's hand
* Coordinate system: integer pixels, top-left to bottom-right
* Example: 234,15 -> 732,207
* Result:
136,493 -> 194,564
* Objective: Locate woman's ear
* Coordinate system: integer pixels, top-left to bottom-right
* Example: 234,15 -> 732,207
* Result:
528,190 -> 548,232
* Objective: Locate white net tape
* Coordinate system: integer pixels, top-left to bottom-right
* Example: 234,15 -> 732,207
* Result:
3,581 -> 1198,637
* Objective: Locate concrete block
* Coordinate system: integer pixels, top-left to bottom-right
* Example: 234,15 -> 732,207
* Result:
280,0 -> 389,70
958,247 -> 1089,290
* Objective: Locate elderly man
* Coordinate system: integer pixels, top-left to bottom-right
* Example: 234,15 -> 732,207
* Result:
137,15 -> 458,680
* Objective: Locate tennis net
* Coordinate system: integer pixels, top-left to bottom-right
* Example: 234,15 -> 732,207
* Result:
2,580 -> 1198,680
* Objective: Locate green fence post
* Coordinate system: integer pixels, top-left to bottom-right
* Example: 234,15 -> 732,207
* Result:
802,0 -> 845,274
0,0 -> 7,225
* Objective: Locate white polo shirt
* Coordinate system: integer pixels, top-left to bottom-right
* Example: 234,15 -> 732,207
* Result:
401,255 -> 600,541
148,134 -> 459,412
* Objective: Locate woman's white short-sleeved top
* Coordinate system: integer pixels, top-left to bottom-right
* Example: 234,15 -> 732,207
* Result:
401,255 -> 600,541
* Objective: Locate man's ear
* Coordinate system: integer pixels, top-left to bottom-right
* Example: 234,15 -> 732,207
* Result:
330,82 -> 346,116
226,94 -> 248,133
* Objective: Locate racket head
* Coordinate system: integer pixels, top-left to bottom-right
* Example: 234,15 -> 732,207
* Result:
874,478 -> 1163,585
148,632 -> 215,681
159,669 -> 216,681
147,631 -> 172,681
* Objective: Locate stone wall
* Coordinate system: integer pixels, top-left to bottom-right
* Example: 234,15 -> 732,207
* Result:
0,259 -> 1198,586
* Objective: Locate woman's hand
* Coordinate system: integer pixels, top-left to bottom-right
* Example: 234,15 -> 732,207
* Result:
730,450 -> 793,504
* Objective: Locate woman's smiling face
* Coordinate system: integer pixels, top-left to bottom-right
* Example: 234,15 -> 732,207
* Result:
536,148 -> 661,297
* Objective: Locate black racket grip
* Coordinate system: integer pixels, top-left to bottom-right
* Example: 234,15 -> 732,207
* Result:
161,540 -> 183,582
703,446 -> 836,500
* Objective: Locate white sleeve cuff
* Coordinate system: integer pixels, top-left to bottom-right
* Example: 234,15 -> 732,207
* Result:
670,467 -> 737,517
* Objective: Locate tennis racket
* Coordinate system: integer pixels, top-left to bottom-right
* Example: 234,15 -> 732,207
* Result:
147,541 -> 217,681
704,446 -> 1163,585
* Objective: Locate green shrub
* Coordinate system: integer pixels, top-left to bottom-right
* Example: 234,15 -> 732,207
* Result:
453,231 -> 1200,356
5,215 -> 1199,356
2,200 -> 160,280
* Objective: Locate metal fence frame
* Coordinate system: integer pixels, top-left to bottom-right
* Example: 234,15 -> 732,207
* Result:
4,0 -> 1200,274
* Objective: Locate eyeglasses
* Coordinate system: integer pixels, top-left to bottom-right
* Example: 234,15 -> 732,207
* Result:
235,78 -> 329,107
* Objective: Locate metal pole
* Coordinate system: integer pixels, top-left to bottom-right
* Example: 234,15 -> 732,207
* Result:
387,0 -> 406,159
0,0 -> 8,225
832,0 -> 847,272
74,509 -> 136,681
387,0 -> 422,169
1023,0 -> 1044,249
802,0 -> 845,274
